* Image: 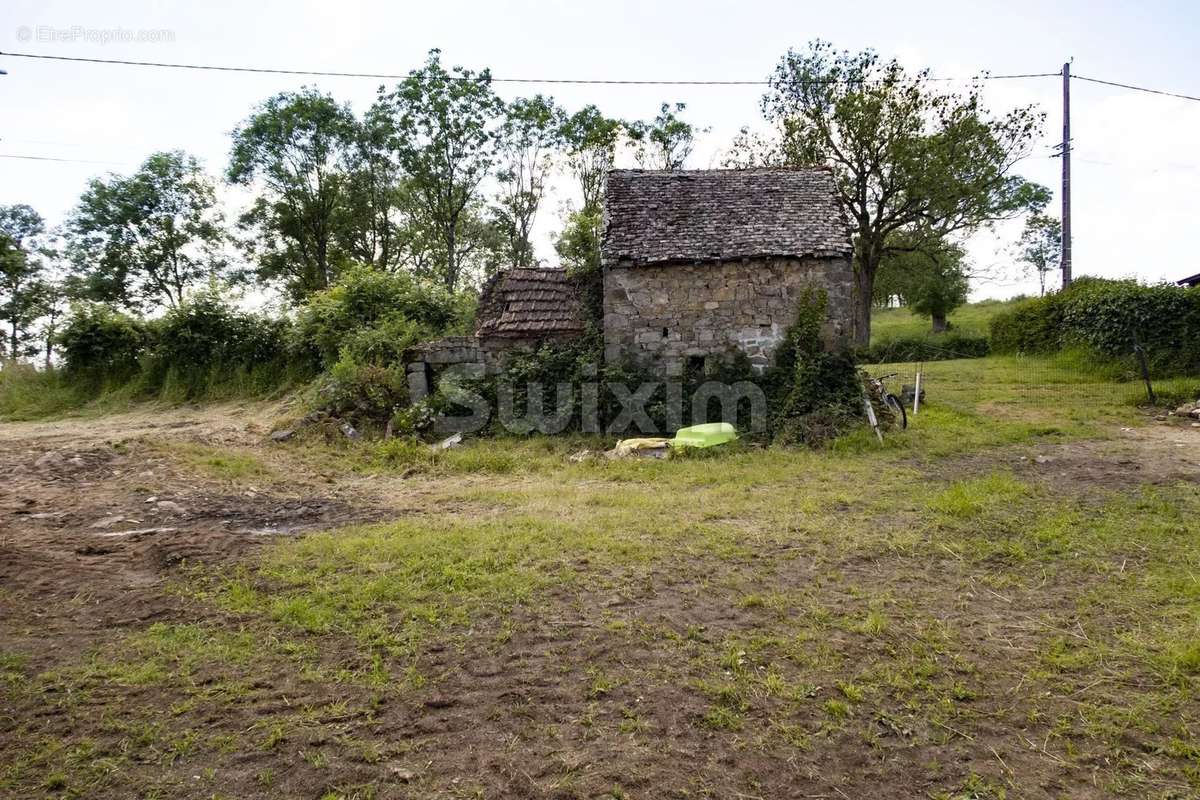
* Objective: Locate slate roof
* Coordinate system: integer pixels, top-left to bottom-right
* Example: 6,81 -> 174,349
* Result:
601,168 -> 853,267
475,268 -> 586,340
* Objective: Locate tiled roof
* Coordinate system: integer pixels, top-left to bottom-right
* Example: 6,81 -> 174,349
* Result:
601,168 -> 853,267
475,268 -> 586,339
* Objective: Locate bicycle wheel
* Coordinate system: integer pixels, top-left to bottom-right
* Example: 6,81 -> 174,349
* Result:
885,393 -> 907,429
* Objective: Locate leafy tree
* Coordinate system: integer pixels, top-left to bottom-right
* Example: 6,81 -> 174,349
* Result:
377,49 -> 504,291
875,234 -> 970,332
754,41 -> 1048,344
1016,213 -> 1062,296
0,236 -> 48,360
336,106 -> 407,272
492,95 -> 566,268
228,89 -> 357,298
0,204 -> 53,361
554,207 -> 604,323
630,102 -> 707,170
68,151 -> 227,311
561,105 -> 624,211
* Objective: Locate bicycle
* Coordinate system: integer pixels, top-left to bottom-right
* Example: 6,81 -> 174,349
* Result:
864,371 -> 907,430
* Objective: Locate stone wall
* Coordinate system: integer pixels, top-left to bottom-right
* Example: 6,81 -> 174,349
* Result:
602,257 -> 853,375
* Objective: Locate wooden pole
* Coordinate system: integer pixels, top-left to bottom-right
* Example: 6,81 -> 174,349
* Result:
1061,61 -> 1073,289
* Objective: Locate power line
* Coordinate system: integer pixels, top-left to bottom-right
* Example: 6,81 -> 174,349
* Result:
0,153 -> 129,166
0,50 -> 1058,85
1072,73 -> 1200,103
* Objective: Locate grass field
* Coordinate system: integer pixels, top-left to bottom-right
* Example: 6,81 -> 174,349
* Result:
2,355 -> 1199,799
871,298 -> 1020,342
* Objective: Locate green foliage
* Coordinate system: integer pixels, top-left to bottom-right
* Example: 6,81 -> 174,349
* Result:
57,303 -> 149,383
228,89 -> 358,299
855,333 -> 990,364
768,289 -> 865,447
988,292 -> 1065,354
0,362 -> 82,420
628,102 -> 707,170
295,266 -> 471,426
560,106 -> 624,210
989,279 -> 1200,375
1015,213 -> 1062,296
754,40 -> 1049,343
144,290 -> 297,399
492,95 -> 566,269
873,232 -> 970,329
0,204 -> 54,361
555,209 -> 604,325
67,151 -> 227,311
376,49 -> 505,291
296,265 -> 466,367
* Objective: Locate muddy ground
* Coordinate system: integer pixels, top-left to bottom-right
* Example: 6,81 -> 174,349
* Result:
1,405 -> 1198,799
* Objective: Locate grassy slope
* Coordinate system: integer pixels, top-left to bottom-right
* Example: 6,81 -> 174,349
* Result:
4,356 -> 1200,798
871,298 -> 1020,342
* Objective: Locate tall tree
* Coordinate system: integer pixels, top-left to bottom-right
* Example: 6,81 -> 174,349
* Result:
377,49 -> 504,291
0,226 -> 49,361
630,102 -> 707,170
561,105 -> 624,211
67,152 -> 226,311
493,95 -> 566,268
337,105 -> 415,272
1015,213 -> 1062,296
228,89 -> 357,298
876,235 -> 970,332
756,41 -> 1048,344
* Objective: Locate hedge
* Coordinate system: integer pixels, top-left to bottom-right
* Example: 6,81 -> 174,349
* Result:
854,333 -> 990,364
989,278 -> 1200,375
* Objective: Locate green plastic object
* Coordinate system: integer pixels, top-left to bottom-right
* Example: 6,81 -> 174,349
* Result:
672,422 -> 737,449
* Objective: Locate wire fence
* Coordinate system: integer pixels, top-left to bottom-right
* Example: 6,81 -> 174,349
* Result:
862,350 -> 1200,426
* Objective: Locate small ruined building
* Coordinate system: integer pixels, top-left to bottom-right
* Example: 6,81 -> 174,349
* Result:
406,167 -> 854,398
405,267 -> 585,401
601,168 -> 854,375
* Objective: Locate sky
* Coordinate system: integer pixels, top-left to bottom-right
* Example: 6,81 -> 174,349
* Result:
2,0 -> 1198,301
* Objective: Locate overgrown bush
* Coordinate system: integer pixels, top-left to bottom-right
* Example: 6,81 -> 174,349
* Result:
297,266 -> 469,367
989,292 -> 1066,354
855,333 -> 990,364
768,289 -> 865,447
990,278 -> 1200,375
58,303 -> 149,383
295,267 -> 474,427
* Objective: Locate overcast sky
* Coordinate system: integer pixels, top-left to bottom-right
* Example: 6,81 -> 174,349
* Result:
2,0 -> 1198,300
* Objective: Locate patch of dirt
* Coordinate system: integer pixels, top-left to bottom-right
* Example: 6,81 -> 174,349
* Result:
924,423 -> 1200,492
0,409 -> 391,669
2,405 -> 1198,799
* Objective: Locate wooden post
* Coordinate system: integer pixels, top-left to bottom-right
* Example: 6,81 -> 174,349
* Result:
1061,61 -> 1073,289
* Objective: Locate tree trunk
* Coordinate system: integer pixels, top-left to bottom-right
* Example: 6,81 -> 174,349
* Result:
931,312 -> 948,333
851,259 -> 877,347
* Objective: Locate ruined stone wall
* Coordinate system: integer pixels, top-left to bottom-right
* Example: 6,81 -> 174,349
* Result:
602,257 -> 853,375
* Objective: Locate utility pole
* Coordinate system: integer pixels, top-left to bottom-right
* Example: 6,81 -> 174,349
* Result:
1060,61 -> 1072,288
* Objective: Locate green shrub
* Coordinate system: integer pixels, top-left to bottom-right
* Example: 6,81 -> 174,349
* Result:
855,333 -> 990,364
768,289 -> 867,447
989,293 -> 1066,354
58,303 -> 149,383
142,290 -> 301,399
990,279 -> 1200,375
297,266 -> 468,367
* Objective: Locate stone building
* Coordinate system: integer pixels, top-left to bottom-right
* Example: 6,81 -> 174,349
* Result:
405,267 -> 585,402
600,168 -> 854,375
473,267 -> 586,366
406,167 -> 854,397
